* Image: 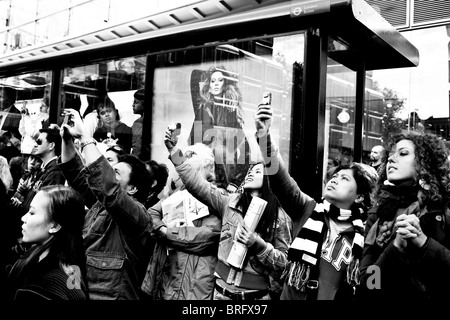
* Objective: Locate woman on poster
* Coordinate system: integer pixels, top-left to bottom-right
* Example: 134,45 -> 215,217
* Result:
188,65 -> 251,191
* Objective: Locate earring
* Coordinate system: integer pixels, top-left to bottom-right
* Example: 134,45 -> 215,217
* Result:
419,179 -> 431,191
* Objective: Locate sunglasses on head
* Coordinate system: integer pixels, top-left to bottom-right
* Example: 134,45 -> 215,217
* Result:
106,144 -> 125,155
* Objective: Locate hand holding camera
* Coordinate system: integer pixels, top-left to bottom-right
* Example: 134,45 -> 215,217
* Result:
255,92 -> 273,136
60,108 -> 88,140
164,122 -> 181,151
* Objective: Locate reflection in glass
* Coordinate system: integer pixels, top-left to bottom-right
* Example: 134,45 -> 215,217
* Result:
372,25 -> 450,149
62,55 -> 146,157
324,55 -> 356,190
0,72 -> 51,156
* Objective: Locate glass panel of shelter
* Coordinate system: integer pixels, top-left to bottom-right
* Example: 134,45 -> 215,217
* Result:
151,34 -> 304,195
0,33 -> 306,197
370,24 -> 450,152
323,38 -> 356,191
0,71 -> 51,157
61,55 -> 146,157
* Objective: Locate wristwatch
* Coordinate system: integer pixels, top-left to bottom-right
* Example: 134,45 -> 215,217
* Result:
80,137 -> 97,151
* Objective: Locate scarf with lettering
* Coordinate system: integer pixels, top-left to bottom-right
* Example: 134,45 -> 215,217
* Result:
281,200 -> 365,292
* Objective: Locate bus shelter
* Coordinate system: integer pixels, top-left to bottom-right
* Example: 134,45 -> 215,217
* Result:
0,0 -> 418,199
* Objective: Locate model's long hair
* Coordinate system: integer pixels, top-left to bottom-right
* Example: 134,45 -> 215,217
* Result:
237,163 -> 280,242
199,65 -> 244,126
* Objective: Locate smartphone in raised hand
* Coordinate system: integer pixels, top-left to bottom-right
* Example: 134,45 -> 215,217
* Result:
259,92 -> 272,131
261,92 -> 272,105
62,113 -> 74,127
171,122 -> 182,145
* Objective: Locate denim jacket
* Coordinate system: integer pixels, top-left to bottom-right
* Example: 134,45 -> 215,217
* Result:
58,154 -> 152,300
175,160 -> 292,290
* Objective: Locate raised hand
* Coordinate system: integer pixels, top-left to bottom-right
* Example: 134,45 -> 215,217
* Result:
255,98 -> 273,136
60,108 -> 88,140
164,123 -> 181,152
49,122 -> 73,143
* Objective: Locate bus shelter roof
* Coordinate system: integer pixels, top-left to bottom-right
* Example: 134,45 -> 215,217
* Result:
0,0 -> 418,77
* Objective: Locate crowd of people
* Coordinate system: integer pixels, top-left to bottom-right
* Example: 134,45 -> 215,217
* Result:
1,81 -> 450,301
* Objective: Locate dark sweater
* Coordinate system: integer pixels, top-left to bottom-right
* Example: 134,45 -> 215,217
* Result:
7,247 -> 87,300
14,267 -> 87,300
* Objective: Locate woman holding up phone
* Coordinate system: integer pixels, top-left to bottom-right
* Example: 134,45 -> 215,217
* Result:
254,102 -> 378,300
165,123 -> 292,300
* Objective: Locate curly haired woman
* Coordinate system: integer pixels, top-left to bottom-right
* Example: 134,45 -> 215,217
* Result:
358,132 -> 450,299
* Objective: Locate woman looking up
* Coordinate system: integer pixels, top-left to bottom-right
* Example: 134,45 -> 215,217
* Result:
254,103 -> 378,300
359,133 -> 450,299
166,124 -> 292,300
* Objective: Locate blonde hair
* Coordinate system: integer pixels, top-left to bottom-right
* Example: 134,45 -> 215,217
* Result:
184,143 -> 215,182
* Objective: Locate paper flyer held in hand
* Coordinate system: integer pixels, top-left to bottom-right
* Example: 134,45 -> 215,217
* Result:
161,189 -> 209,228
226,196 -> 267,269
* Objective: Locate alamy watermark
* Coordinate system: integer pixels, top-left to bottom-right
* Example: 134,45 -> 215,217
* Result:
66,265 -> 82,290
365,265 -> 381,290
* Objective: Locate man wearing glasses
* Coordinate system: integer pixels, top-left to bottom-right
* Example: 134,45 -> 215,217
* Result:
20,128 -> 65,214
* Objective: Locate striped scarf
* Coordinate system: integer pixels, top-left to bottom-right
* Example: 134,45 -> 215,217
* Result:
281,200 -> 365,292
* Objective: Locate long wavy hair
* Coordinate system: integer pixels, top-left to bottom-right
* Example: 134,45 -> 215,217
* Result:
375,132 -> 450,210
199,65 -> 244,127
237,163 -> 280,242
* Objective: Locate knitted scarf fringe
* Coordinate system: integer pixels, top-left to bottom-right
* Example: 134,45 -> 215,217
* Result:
282,258 -> 361,290
281,261 -> 310,291
282,200 -> 364,292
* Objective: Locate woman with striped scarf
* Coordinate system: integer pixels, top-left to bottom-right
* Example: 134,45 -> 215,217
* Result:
255,103 -> 377,300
